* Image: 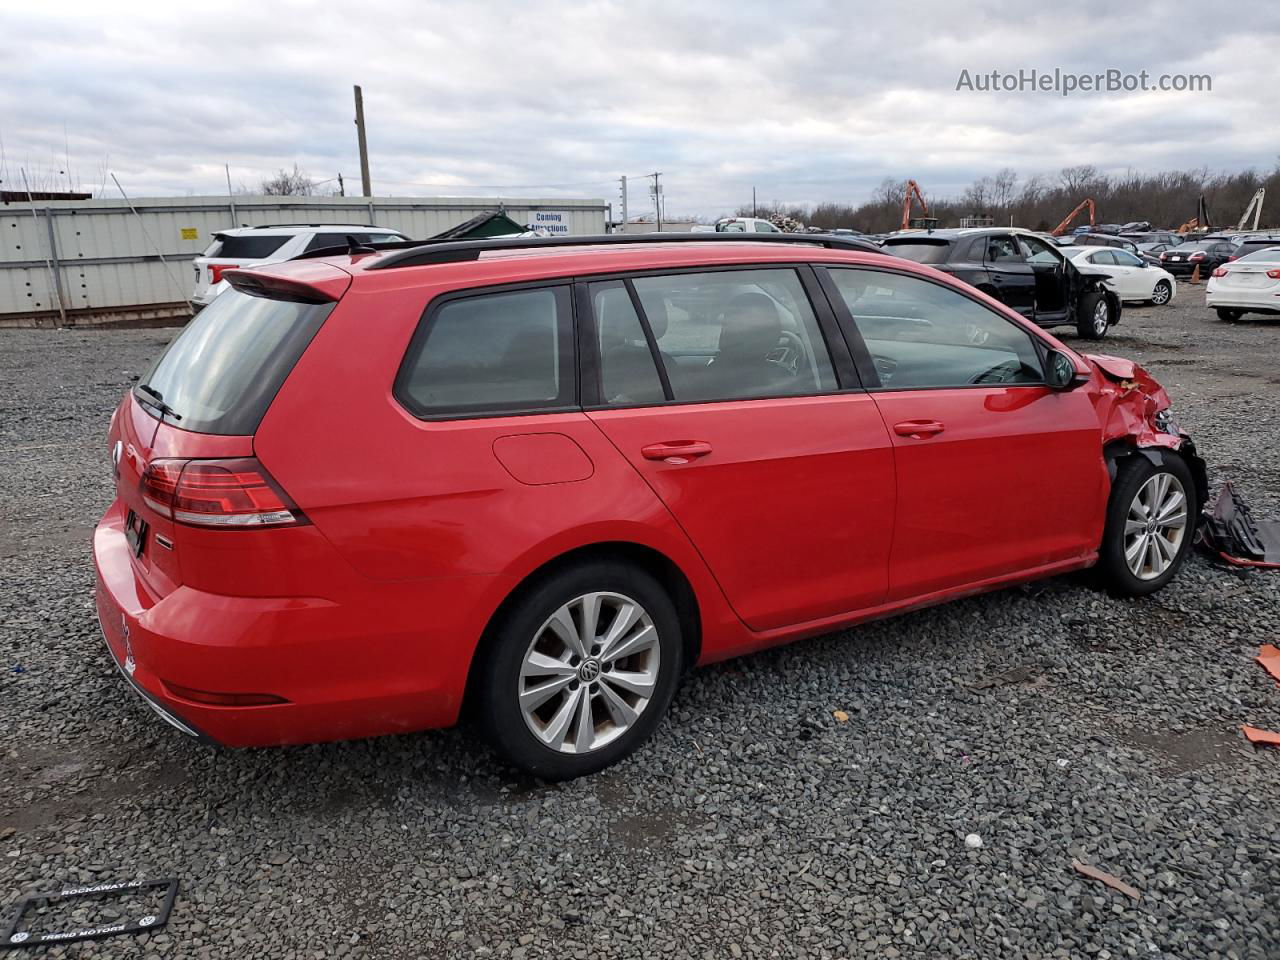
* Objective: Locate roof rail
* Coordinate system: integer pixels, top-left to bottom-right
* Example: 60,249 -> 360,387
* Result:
338,232 -> 885,270
236,222 -> 398,230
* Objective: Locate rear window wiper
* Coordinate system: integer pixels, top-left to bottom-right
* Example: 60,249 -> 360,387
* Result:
136,383 -> 183,421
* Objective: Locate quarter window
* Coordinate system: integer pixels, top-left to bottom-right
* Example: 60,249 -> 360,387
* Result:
592,269 -> 838,404
827,269 -> 1044,389
398,286 -> 574,417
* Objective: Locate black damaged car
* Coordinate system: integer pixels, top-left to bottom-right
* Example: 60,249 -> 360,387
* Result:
881,228 -> 1122,340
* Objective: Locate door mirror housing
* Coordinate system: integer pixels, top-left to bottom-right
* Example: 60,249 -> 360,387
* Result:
1044,349 -> 1085,390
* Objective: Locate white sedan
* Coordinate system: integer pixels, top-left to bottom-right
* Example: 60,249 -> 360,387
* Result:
1206,246 -> 1280,321
1060,246 -> 1177,305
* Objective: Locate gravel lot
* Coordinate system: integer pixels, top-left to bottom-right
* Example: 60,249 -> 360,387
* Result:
2,290 -> 1279,959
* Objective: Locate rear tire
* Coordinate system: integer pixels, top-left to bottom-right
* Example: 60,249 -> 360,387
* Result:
1097,455 -> 1196,596
1215,307 -> 1244,322
475,562 -> 683,780
1149,280 -> 1172,306
1077,291 -> 1111,339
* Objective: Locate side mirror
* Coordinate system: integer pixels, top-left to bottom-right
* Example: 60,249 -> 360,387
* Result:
1044,349 -> 1083,390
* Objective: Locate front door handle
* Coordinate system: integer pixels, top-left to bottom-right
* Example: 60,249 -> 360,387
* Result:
641,440 -> 713,464
893,420 -> 945,439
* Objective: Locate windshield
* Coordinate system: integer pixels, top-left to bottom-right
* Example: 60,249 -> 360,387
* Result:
137,288 -> 333,435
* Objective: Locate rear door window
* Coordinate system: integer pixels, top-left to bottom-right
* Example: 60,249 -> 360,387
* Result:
984,236 -> 1024,263
137,289 -> 334,435
397,286 -> 575,418
624,269 -> 838,403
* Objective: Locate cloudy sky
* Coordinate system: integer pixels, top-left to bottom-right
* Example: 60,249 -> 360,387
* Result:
2,1 -> 1278,219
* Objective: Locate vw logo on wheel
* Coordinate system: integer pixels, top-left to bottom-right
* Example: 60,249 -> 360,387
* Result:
578,659 -> 602,683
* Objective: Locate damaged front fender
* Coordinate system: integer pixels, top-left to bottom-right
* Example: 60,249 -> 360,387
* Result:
1086,352 -> 1209,518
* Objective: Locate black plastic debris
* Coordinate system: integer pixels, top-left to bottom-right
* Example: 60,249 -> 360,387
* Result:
2,878 -> 178,949
1201,482 -> 1280,569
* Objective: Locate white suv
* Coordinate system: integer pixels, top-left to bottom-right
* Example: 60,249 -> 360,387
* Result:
191,224 -> 409,311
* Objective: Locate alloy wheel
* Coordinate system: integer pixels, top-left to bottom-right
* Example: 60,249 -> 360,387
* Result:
1093,299 -> 1110,335
1151,282 -> 1171,305
1123,472 -> 1188,580
518,592 -> 661,754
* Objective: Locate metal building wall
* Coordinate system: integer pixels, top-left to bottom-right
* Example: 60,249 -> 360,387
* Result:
0,195 -> 609,327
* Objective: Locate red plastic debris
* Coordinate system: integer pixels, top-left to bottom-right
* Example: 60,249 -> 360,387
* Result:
1256,645 -> 1280,685
1241,726 -> 1280,747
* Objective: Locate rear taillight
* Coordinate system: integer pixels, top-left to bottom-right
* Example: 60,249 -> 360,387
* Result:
1226,255 -> 1238,262
141,458 -> 304,528
208,264 -> 233,284
1212,268 -> 1228,278
1190,252 -> 1206,261
1268,269 -> 1280,280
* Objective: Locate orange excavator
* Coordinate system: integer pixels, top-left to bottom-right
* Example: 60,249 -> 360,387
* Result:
1051,198 -> 1096,236
900,180 -> 938,230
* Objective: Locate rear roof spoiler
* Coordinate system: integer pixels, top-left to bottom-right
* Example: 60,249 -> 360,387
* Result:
225,261 -> 352,303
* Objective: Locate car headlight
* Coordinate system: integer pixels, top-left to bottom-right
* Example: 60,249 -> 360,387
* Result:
1152,408 -> 1179,434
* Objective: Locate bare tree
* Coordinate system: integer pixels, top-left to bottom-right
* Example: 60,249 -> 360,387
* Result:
991,168 -> 1018,209
260,164 -> 316,196
1059,165 -> 1098,195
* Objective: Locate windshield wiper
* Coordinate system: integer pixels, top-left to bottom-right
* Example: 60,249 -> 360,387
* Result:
136,383 -> 183,421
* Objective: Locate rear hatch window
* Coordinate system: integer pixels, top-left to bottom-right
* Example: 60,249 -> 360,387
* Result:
136,289 -> 333,435
882,239 -> 952,264
202,234 -> 292,259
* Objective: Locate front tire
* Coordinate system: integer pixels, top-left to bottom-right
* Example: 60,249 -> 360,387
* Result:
1077,291 -> 1111,339
1098,455 -> 1196,596
475,562 -> 683,780
1215,307 -> 1244,322
1150,280 -> 1172,306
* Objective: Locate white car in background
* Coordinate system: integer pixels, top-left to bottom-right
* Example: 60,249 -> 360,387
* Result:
1206,246 -> 1280,321
1060,245 -> 1177,306
191,224 -> 408,311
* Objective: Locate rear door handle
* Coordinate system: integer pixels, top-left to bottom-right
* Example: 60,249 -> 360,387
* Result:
641,441 -> 713,463
893,420 -> 945,438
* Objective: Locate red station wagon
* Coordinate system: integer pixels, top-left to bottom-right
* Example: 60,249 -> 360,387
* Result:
94,234 -> 1207,779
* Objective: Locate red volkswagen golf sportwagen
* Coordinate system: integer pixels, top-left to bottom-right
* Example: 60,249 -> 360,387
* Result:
94,234 -> 1206,779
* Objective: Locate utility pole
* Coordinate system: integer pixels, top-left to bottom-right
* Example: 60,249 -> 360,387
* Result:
619,175 -> 628,233
650,172 -> 662,232
225,164 -> 238,227
353,85 -> 372,197
337,173 -> 345,197
752,186 -> 757,218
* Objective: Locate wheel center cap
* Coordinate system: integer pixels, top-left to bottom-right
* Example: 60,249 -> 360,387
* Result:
578,659 -> 601,683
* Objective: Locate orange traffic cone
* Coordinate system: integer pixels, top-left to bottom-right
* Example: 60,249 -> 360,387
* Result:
1189,264 -> 1201,285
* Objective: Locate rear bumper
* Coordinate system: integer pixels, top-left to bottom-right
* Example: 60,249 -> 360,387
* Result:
1205,290 -> 1280,312
93,500 -> 501,748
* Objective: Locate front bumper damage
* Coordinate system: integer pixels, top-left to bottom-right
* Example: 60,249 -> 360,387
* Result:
1085,352 -> 1209,520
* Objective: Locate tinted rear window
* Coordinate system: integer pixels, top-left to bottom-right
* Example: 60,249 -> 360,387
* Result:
1237,246 -> 1280,262
136,289 -> 333,435
207,234 -> 292,259
881,240 -> 952,264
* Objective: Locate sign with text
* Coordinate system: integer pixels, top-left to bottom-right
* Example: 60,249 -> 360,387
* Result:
525,211 -> 571,235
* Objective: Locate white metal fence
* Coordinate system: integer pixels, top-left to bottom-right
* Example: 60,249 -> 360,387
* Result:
0,195 -> 609,327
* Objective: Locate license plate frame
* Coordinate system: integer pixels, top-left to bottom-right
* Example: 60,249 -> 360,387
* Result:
1,878 -> 178,949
